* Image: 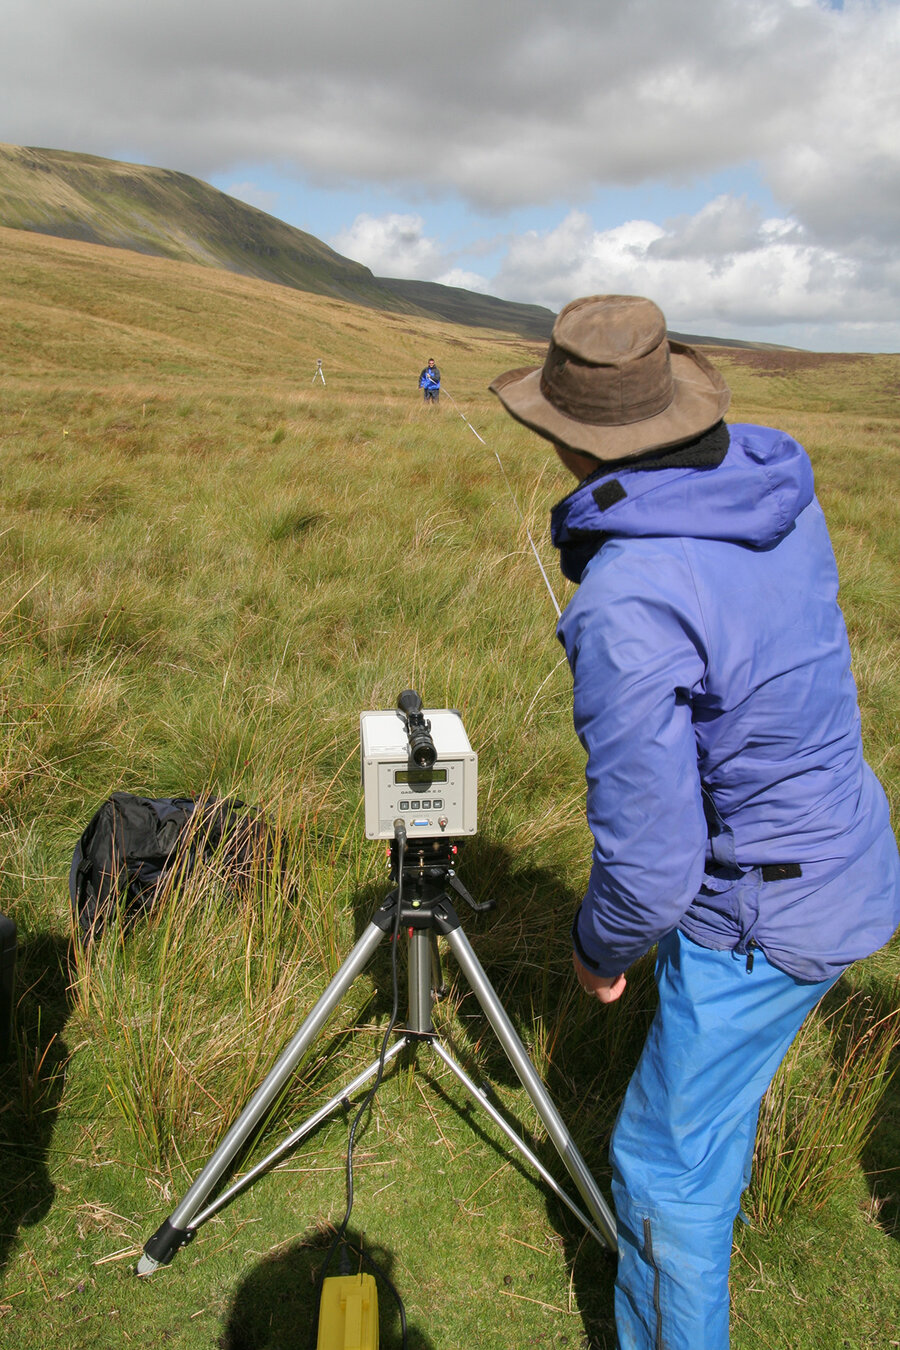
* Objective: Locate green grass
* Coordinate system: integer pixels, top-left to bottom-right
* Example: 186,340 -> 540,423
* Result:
0,227 -> 899,1348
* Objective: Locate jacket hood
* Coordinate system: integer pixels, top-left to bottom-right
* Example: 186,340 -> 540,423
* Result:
550,423 -> 815,583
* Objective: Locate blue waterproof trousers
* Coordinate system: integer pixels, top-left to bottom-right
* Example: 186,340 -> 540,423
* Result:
609,930 -> 838,1349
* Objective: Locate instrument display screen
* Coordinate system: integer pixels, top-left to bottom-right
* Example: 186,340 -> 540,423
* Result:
394,769 -> 449,785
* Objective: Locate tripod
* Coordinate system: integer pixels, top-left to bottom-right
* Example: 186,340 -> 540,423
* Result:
312,359 -> 326,385
138,839 -> 617,1275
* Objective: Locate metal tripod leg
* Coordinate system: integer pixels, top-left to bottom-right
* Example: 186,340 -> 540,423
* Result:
443,924 -> 617,1249
427,1040 -> 609,1245
405,924 -> 616,1249
189,1038 -> 411,1230
139,892 -> 617,1275
138,919 -> 388,1273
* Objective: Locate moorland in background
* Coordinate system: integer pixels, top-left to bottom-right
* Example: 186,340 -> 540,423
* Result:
0,224 -> 898,1349
0,144 -> 557,340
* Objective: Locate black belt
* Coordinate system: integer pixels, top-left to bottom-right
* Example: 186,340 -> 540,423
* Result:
758,863 -> 803,882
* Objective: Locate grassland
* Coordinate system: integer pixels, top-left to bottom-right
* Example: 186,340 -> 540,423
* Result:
0,224 -> 898,1349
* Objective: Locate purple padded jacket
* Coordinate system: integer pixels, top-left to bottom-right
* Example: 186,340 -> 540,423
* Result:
553,423 -> 900,982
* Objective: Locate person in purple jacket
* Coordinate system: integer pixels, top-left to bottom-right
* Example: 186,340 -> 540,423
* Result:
490,295 -> 900,1350
419,357 -> 441,404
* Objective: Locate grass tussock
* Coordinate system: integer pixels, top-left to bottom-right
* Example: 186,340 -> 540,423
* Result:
751,988 -> 900,1228
67,808 -> 379,1169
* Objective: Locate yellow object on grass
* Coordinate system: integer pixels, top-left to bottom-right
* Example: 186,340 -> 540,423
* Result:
316,1273 -> 379,1350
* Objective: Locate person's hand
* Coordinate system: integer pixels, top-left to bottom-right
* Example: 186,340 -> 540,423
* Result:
573,950 -> 627,1003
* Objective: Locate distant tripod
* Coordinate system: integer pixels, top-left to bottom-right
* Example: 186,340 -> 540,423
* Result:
137,836 -> 617,1274
312,359 -> 326,385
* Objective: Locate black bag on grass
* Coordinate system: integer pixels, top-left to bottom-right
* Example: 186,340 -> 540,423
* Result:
69,792 -> 276,940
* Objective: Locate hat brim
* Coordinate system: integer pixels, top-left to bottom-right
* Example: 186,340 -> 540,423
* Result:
489,341 -> 730,460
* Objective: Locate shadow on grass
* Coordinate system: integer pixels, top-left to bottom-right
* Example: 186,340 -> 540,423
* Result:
865,1075 -> 900,1240
412,1065 -> 622,1349
0,930 -> 72,1273
543,974 -> 651,1350
554,1223 -> 618,1350
851,975 -> 900,1242
219,1226 -> 435,1350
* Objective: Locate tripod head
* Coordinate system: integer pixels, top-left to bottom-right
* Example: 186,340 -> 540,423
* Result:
379,833 -> 493,930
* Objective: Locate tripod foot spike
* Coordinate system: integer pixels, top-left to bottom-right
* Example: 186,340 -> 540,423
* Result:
137,1218 -> 196,1274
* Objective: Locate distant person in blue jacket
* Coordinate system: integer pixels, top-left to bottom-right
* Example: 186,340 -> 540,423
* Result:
419,357 -> 440,404
490,295 -> 900,1350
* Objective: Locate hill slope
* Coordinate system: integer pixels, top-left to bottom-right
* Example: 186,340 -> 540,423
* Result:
0,143 -> 556,340
0,222 -> 546,401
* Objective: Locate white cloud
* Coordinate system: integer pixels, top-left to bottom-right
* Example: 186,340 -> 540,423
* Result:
4,0 -> 898,224
223,181 -> 280,215
493,200 -> 900,346
330,212 -> 492,288
329,213 -> 448,279
646,196 -> 774,261
2,0 -> 900,345
435,268 -> 491,292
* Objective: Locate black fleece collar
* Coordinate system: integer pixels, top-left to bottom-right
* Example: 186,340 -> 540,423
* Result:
580,420 -> 730,483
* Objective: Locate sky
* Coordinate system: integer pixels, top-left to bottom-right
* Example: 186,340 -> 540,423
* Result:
3,0 -> 900,350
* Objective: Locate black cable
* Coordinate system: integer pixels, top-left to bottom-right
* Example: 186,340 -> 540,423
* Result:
307,825 -> 409,1349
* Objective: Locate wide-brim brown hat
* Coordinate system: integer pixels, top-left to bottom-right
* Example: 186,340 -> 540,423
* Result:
490,294 -> 730,460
